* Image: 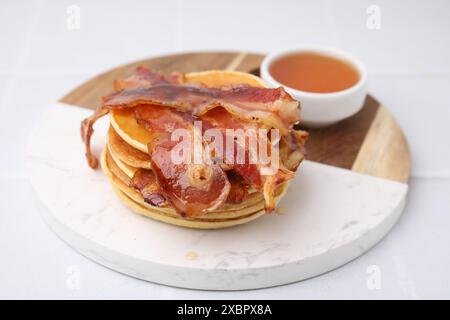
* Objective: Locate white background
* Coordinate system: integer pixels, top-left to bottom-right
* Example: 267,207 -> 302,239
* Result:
0,0 -> 449,299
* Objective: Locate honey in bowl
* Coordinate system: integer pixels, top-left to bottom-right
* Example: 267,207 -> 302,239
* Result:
269,52 -> 360,93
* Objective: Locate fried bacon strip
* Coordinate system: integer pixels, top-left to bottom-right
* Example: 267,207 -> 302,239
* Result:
81,67 -> 305,216
225,171 -> 249,204
200,107 -> 297,212
130,168 -> 168,207
80,68 -> 183,169
102,84 -> 299,135
82,71 -> 299,170
280,130 -> 309,172
81,107 -> 109,168
151,140 -> 230,217
133,105 -> 230,217
114,66 -> 184,91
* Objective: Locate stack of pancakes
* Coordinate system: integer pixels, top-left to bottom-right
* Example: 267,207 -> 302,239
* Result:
100,70 -> 289,229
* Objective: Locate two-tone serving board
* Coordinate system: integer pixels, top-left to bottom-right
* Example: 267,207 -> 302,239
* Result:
27,52 -> 410,290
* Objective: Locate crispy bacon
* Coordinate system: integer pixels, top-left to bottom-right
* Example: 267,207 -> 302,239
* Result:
81,107 -> 109,168
150,140 -> 230,217
130,168 -> 168,207
134,105 -> 231,216
280,130 -> 309,172
81,67 -> 183,169
81,67 -> 306,216
225,171 -> 249,204
200,107 -> 262,186
82,70 -> 299,169
102,84 -> 299,135
134,105 -> 194,141
200,107 -> 296,212
114,66 -> 183,91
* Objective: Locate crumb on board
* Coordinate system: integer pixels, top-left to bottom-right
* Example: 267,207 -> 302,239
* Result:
185,251 -> 198,260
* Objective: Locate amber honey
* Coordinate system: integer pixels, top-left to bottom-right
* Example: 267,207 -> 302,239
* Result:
269,52 -> 360,93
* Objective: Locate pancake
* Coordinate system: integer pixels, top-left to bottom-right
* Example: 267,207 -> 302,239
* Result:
100,148 -> 288,229
112,187 -> 266,229
107,141 -> 138,178
107,129 -> 260,194
98,69 -> 299,228
102,147 -> 288,216
186,70 -> 266,87
107,125 -> 152,170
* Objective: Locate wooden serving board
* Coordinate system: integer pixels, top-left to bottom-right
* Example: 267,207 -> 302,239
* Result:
27,51 -> 411,290
60,51 -> 410,183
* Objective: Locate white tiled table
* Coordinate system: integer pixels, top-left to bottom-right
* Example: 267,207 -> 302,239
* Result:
1,0 -> 449,299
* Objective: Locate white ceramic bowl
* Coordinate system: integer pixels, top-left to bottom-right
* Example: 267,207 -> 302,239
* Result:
260,47 -> 368,127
